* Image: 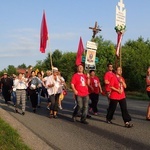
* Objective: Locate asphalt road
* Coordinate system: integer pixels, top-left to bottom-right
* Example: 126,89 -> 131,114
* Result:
0,92 -> 150,150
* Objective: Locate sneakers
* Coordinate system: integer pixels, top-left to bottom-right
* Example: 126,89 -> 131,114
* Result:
58,105 -> 63,110
72,116 -> 77,122
47,106 -> 50,110
53,115 -> 58,119
106,119 -> 113,124
33,109 -> 36,113
15,109 -> 18,113
125,122 -> 133,128
94,112 -> 98,116
86,114 -> 92,118
80,120 -> 89,124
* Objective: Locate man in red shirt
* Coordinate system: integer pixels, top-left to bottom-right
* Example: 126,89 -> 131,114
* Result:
71,64 -> 90,124
89,70 -> 102,115
104,63 -> 115,102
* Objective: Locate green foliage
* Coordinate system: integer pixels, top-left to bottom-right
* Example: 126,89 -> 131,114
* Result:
0,65 -> 17,77
122,37 -> 150,91
0,118 -> 31,150
17,63 -> 27,69
94,36 -> 115,82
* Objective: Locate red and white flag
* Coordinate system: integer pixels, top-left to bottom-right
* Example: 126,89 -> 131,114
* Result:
40,11 -> 48,53
75,37 -> 84,66
116,32 -> 123,57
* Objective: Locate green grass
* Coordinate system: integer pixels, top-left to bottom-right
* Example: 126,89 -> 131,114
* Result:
0,117 -> 31,150
126,91 -> 149,101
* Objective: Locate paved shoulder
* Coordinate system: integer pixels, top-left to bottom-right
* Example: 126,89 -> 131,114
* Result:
0,100 -> 53,150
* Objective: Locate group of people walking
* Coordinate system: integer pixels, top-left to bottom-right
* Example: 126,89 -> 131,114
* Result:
0,63 -> 150,128
0,67 -> 66,118
71,63 -> 133,127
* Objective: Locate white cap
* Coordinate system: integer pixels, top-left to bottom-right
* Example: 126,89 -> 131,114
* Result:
52,67 -> 58,72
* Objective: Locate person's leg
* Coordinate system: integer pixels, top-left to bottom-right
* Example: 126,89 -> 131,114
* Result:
53,93 -> 60,118
21,90 -> 26,114
15,90 -> 21,113
72,96 -> 83,121
3,90 -> 8,103
89,93 -> 94,112
12,91 -> 16,106
106,100 -> 118,122
146,103 -> 150,120
37,88 -> 42,107
30,90 -> 38,112
58,93 -> 64,110
81,95 -> 89,123
49,95 -> 55,117
92,94 -> 99,114
119,99 -> 131,123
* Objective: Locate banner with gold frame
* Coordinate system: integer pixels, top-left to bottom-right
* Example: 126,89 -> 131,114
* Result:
85,49 -> 96,66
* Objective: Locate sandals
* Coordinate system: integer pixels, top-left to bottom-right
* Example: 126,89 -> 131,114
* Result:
125,122 -> 133,128
49,114 -> 53,118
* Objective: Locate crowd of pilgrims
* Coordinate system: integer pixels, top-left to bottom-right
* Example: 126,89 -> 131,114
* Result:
0,67 -> 66,117
1,63 -> 143,128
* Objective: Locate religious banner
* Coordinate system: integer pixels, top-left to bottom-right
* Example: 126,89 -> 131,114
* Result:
85,49 -> 96,66
115,0 -> 126,57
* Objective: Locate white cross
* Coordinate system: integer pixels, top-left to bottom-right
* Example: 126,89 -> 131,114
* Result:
118,0 -> 125,12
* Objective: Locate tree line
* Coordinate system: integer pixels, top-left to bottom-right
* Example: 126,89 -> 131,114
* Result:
1,36 -> 150,92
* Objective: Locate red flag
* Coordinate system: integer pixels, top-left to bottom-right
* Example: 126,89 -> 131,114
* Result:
40,11 -> 48,53
76,37 -> 84,66
116,32 -> 123,57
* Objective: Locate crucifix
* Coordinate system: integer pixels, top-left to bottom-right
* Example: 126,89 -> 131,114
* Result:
89,21 -> 101,39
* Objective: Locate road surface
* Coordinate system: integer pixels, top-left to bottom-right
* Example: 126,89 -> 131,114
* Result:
0,92 -> 150,150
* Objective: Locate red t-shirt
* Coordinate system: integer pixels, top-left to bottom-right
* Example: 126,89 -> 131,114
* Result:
104,71 -> 115,92
109,75 -> 126,100
89,76 -> 100,94
71,73 -> 89,96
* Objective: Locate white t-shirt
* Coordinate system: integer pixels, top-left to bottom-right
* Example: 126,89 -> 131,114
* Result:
46,75 -> 62,95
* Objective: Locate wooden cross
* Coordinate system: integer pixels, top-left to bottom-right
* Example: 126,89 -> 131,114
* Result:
89,21 -> 101,39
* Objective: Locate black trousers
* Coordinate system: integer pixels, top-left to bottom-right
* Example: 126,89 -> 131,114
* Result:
106,98 -> 131,123
89,93 -> 99,113
2,89 -> 11,103
29,90 -> 38,108
49,93 -> 60,112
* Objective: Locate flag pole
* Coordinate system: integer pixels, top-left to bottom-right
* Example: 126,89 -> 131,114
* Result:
47,37 -> 53,70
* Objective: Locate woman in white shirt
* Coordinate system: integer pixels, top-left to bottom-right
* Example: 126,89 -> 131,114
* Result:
14,73 -> 27,115
46,67 -> 62,118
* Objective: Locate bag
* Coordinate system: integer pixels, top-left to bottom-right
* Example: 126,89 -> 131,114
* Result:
63,90 -> 67,96
146,86 -> 150,92
59,93 -> 64,101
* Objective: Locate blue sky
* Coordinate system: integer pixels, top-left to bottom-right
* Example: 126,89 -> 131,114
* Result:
0,0 -> 149,70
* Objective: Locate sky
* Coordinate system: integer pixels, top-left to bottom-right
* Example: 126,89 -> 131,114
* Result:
0,0 -> 149,70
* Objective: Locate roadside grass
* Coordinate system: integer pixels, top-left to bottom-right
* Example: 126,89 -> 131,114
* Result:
126,91 -> 149,101
0,117 -> 31,150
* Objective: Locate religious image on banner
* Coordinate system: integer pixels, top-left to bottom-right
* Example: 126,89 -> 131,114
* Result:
85,49 -> 96,65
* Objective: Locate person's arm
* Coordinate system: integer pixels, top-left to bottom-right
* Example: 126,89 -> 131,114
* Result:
98,82 -> 103,93
110,86 -> 121,94
71,84 -> 78,95
120,78 -> 127,89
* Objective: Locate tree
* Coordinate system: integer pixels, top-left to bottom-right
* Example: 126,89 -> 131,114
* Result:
122,37 -> 150,91
94,36 -> 115,82
17,63 -> 27,69
7,65 -> 17,76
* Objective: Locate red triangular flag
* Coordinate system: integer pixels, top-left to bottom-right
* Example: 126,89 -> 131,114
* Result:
76,37 -> 84,66
116,32 -> 123,57
40,11 -> 48,53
